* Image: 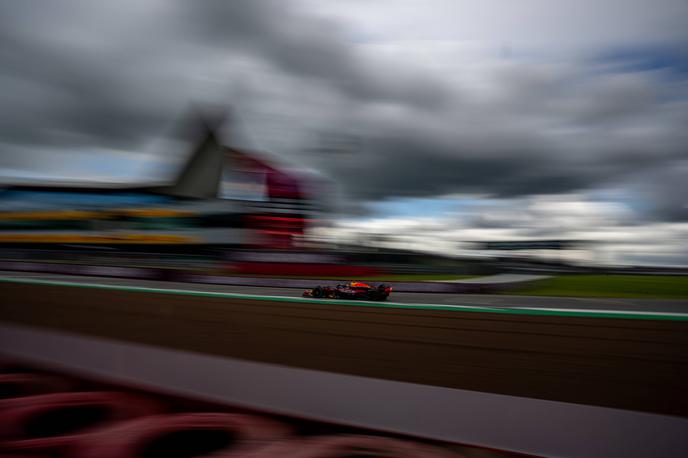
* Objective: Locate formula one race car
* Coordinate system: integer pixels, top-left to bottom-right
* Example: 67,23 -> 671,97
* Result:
303,281 -> 393,301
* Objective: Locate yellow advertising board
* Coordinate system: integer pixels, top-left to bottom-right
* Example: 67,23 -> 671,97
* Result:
0,233 -> 199,244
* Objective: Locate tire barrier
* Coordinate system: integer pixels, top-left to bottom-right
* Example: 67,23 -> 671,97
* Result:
0,261 -> 158,280
233,262 -> 382,277
0,360 -> 497,457
238,435 -> 462,458
70,413 -> 292,458
0,391 -> 165,455
0,374 -> 74,401
0,358 -> 34,374
0,455 -> 49,458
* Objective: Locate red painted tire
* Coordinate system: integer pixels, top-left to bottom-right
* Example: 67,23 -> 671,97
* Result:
0,374 -> 74,400
0,359 -> 34,374
0,455 -> 48,458
239,435 -> 461,458
71,413 -> 292,458
0,391 -> 165,455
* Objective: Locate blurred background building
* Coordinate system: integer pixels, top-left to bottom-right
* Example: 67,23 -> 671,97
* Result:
0,113 -> 326,255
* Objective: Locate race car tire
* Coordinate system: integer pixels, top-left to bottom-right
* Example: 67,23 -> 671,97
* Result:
376,284 -> 390,301
0,360 -> 27,374
0,391 -> 165,455
70,413 -> 292,458
312,286 -> 324,298
237,434 -> 460,457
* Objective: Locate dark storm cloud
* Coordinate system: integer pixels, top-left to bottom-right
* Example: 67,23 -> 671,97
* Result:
302,59 -> 688,219
318,135 -> 598,202
313,102 -> 686,205
182,0 -> 449,109
0,3 -> 185,155
0,0 -> 687,222
629,163 -> 688,222
0,0 -> 447,174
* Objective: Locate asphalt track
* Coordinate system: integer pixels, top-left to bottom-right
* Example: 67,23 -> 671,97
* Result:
3,268 -> 688,457
2,270 -> 687,314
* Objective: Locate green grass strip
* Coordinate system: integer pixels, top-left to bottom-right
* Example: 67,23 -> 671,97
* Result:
1,276 -> 687,322
510,274 -> 688,299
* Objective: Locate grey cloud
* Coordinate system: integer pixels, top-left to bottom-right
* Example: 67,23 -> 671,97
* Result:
627,163 -> 688,222
183,0 -> 450,109
310,96 -> 686,206
0,0 -> 687,224
299,60 -> 688,219
0,3 -> 187,153
0,0 -> 447,176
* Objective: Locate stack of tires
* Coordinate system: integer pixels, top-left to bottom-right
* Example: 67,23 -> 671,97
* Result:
0,391 -> 164,457
0,360 -> 464,458
70,413 -> 292,458
0,373 -> 75,400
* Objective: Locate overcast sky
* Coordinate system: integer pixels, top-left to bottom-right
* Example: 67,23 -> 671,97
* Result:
1,0 -> 687,264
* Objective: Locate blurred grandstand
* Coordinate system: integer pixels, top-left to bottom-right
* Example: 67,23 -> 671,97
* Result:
3,112 -> 684,278
0,112 -> 330,262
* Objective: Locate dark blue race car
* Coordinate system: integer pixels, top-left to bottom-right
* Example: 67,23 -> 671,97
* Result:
303,281 -> 393,301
